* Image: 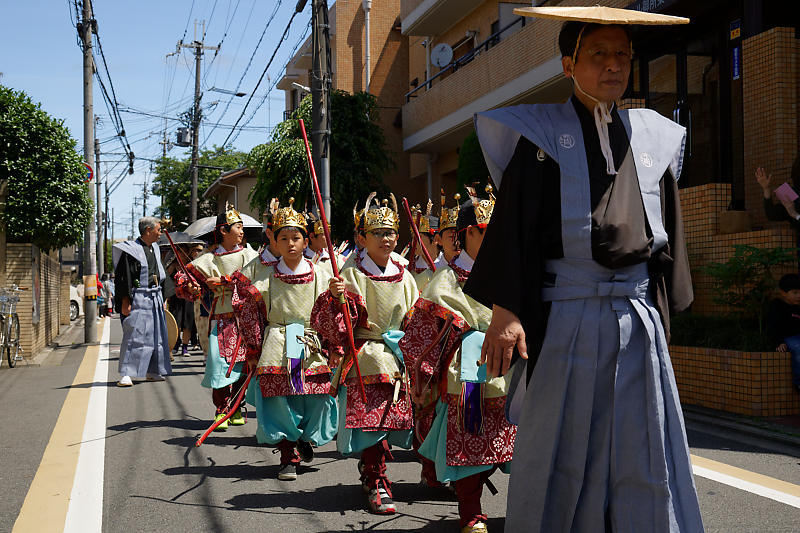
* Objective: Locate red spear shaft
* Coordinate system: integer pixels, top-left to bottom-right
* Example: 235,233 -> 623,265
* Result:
195,367 -> 255,446
298,119 -> 367,403
401,197 -> 437,271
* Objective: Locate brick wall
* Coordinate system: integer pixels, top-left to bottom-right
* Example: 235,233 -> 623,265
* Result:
5,244 -> 65,359
670,345 -> 800,417
332,0 -> 412,202
743,27 -> 799,228
679,183 -> 796,315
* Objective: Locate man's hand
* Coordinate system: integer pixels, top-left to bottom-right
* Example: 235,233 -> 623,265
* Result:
777,343 -> 788,353
186,281 -> 202,297
122,297 -> 132,317
480,305 -> 528,378
756,167 -> 773,199
329,276 -> 346,298
205,277 -> 223,288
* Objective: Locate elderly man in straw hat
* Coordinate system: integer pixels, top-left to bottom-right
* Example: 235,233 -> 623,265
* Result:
464,6 -> 704,532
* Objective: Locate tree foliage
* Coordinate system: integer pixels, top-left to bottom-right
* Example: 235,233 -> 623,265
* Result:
151,145 -> 247,226
0,85 -> 93,251
456,131 -> 489,198
701,245 -> 797,336
246,91 -> 393,241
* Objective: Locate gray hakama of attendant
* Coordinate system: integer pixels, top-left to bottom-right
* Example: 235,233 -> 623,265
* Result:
112,240 -> 171,378
469,101 -> 704,532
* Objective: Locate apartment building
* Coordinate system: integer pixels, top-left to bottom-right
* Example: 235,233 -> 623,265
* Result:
278,1 -> 413,200
400,0 -> 799,313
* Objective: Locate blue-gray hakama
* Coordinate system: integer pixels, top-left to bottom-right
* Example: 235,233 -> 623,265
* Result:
471,102 -> 704,532
112,240 -> 171,378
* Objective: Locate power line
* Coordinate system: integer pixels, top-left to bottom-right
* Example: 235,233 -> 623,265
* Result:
202,0 -> 285,145
219,6 -> 305,148
119,107 -> 273,131
227,23 -> 310,146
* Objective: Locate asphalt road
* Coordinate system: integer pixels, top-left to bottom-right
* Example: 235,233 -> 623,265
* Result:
2,317 -> 800,532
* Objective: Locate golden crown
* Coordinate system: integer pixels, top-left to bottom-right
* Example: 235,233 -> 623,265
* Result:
411,200 -> 436,234
466,184 -> 496,227
439,189 -> 461,231
305,212 -> 330,235
224,202 -> 243,226
272,198 -> 307,233
362,192 -> 400,233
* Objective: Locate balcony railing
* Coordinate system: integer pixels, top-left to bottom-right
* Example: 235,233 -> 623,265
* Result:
283,109 -> 294,121
405,16 -> 526,103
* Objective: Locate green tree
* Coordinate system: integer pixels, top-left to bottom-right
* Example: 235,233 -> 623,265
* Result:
0,85 -> 93,251
246,91 -> 393,242
701,245 -> 797,336
456,131 -> 489,198
151,145 -> 247,226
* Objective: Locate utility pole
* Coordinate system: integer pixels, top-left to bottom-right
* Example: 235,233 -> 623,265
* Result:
95,136 -> 104,277
104,179 -> 109,272
312,0 -> 332,219
130,203 -> 135,240
81,0 -> 97,342
142,179 -> 148,217
111,207 -> 115,248
179,21 -> 219,222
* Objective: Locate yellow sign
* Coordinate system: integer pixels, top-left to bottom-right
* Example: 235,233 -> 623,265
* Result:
84,275 -> 97,301
730,27 -> 740,40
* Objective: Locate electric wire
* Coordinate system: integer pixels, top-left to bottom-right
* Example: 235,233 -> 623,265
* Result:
219,7 -> 302,148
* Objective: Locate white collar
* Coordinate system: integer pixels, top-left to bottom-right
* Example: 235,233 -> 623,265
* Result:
215,244 -> 242,255
433,252 -> 446,268
360,248 -> 399,277
303,247 -> 315,259
277,257 -> 311,275
261,247 -> 279,263
414,255 -> 428,270
454,251 -> 474,272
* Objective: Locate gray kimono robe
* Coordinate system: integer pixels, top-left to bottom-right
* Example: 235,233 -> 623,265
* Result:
112,239 -> 171,378
465,99 -> 703,532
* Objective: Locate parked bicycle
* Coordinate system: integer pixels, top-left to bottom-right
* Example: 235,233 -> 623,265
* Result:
0,285 -> 27,368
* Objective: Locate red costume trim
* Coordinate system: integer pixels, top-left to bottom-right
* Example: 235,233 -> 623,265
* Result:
273,259 -> 315,284
258,372 -> 331,397
344,382 -> 413,431
443,393 -> 516,466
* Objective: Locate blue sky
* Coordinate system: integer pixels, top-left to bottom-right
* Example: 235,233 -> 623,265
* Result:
1,0 -> 311,237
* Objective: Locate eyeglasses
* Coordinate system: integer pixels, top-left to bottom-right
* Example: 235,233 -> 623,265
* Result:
369,230 -> 397,239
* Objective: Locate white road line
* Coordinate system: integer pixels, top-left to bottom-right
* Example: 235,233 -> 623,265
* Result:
692,463 -> 800,509
64,318 -> 111,532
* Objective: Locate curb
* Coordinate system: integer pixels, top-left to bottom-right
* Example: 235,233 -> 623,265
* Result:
684,406 -> 800,449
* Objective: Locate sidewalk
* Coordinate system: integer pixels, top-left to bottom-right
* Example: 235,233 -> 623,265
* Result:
20,317 -> 96,367
684,405 -> 800,448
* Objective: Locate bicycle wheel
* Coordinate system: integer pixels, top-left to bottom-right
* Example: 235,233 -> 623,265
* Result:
6,314 -> 20,368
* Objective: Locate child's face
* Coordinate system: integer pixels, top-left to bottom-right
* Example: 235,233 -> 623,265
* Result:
365,229 -> 398,264
784,289 -> 800,305
274,228 -> 308,260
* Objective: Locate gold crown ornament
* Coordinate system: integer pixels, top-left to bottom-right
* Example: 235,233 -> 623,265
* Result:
223,202 -> 243,226
305,211 -> 330,236
272,198 -> 308,233
465,183 -> 496,228
439,188 -> 461,232
262,198 -> 280,229
362,192 -> 400,233
411,200 -> 436,234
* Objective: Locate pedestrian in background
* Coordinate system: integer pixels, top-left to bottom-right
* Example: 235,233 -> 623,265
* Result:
112,217 -> 172,387
102,273 -> 114,316
766,273 -> 800,392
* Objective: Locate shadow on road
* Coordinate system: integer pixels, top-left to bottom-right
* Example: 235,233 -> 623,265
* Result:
108,418 -> 211,432
163,435 -> 263,448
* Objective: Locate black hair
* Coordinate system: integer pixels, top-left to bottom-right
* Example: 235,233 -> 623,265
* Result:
558,22 -> 632,59
213,213 -> 233,244
454,199 -> 482,250
779,273 -> 800,292
274,225 -> 309,239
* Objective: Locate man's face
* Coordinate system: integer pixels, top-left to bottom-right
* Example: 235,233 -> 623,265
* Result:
418,233 -> 439,262
309,232 -> 326,252
562,26 -> 631,104
142,223 -> 162,245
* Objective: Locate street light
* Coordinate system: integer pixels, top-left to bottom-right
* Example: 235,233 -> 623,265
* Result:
208,87 -> 246,97
291,82 -> 311,93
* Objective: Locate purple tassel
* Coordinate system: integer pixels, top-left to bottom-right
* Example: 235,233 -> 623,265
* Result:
289,358 -> 304,393
462,382 -> 483,435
